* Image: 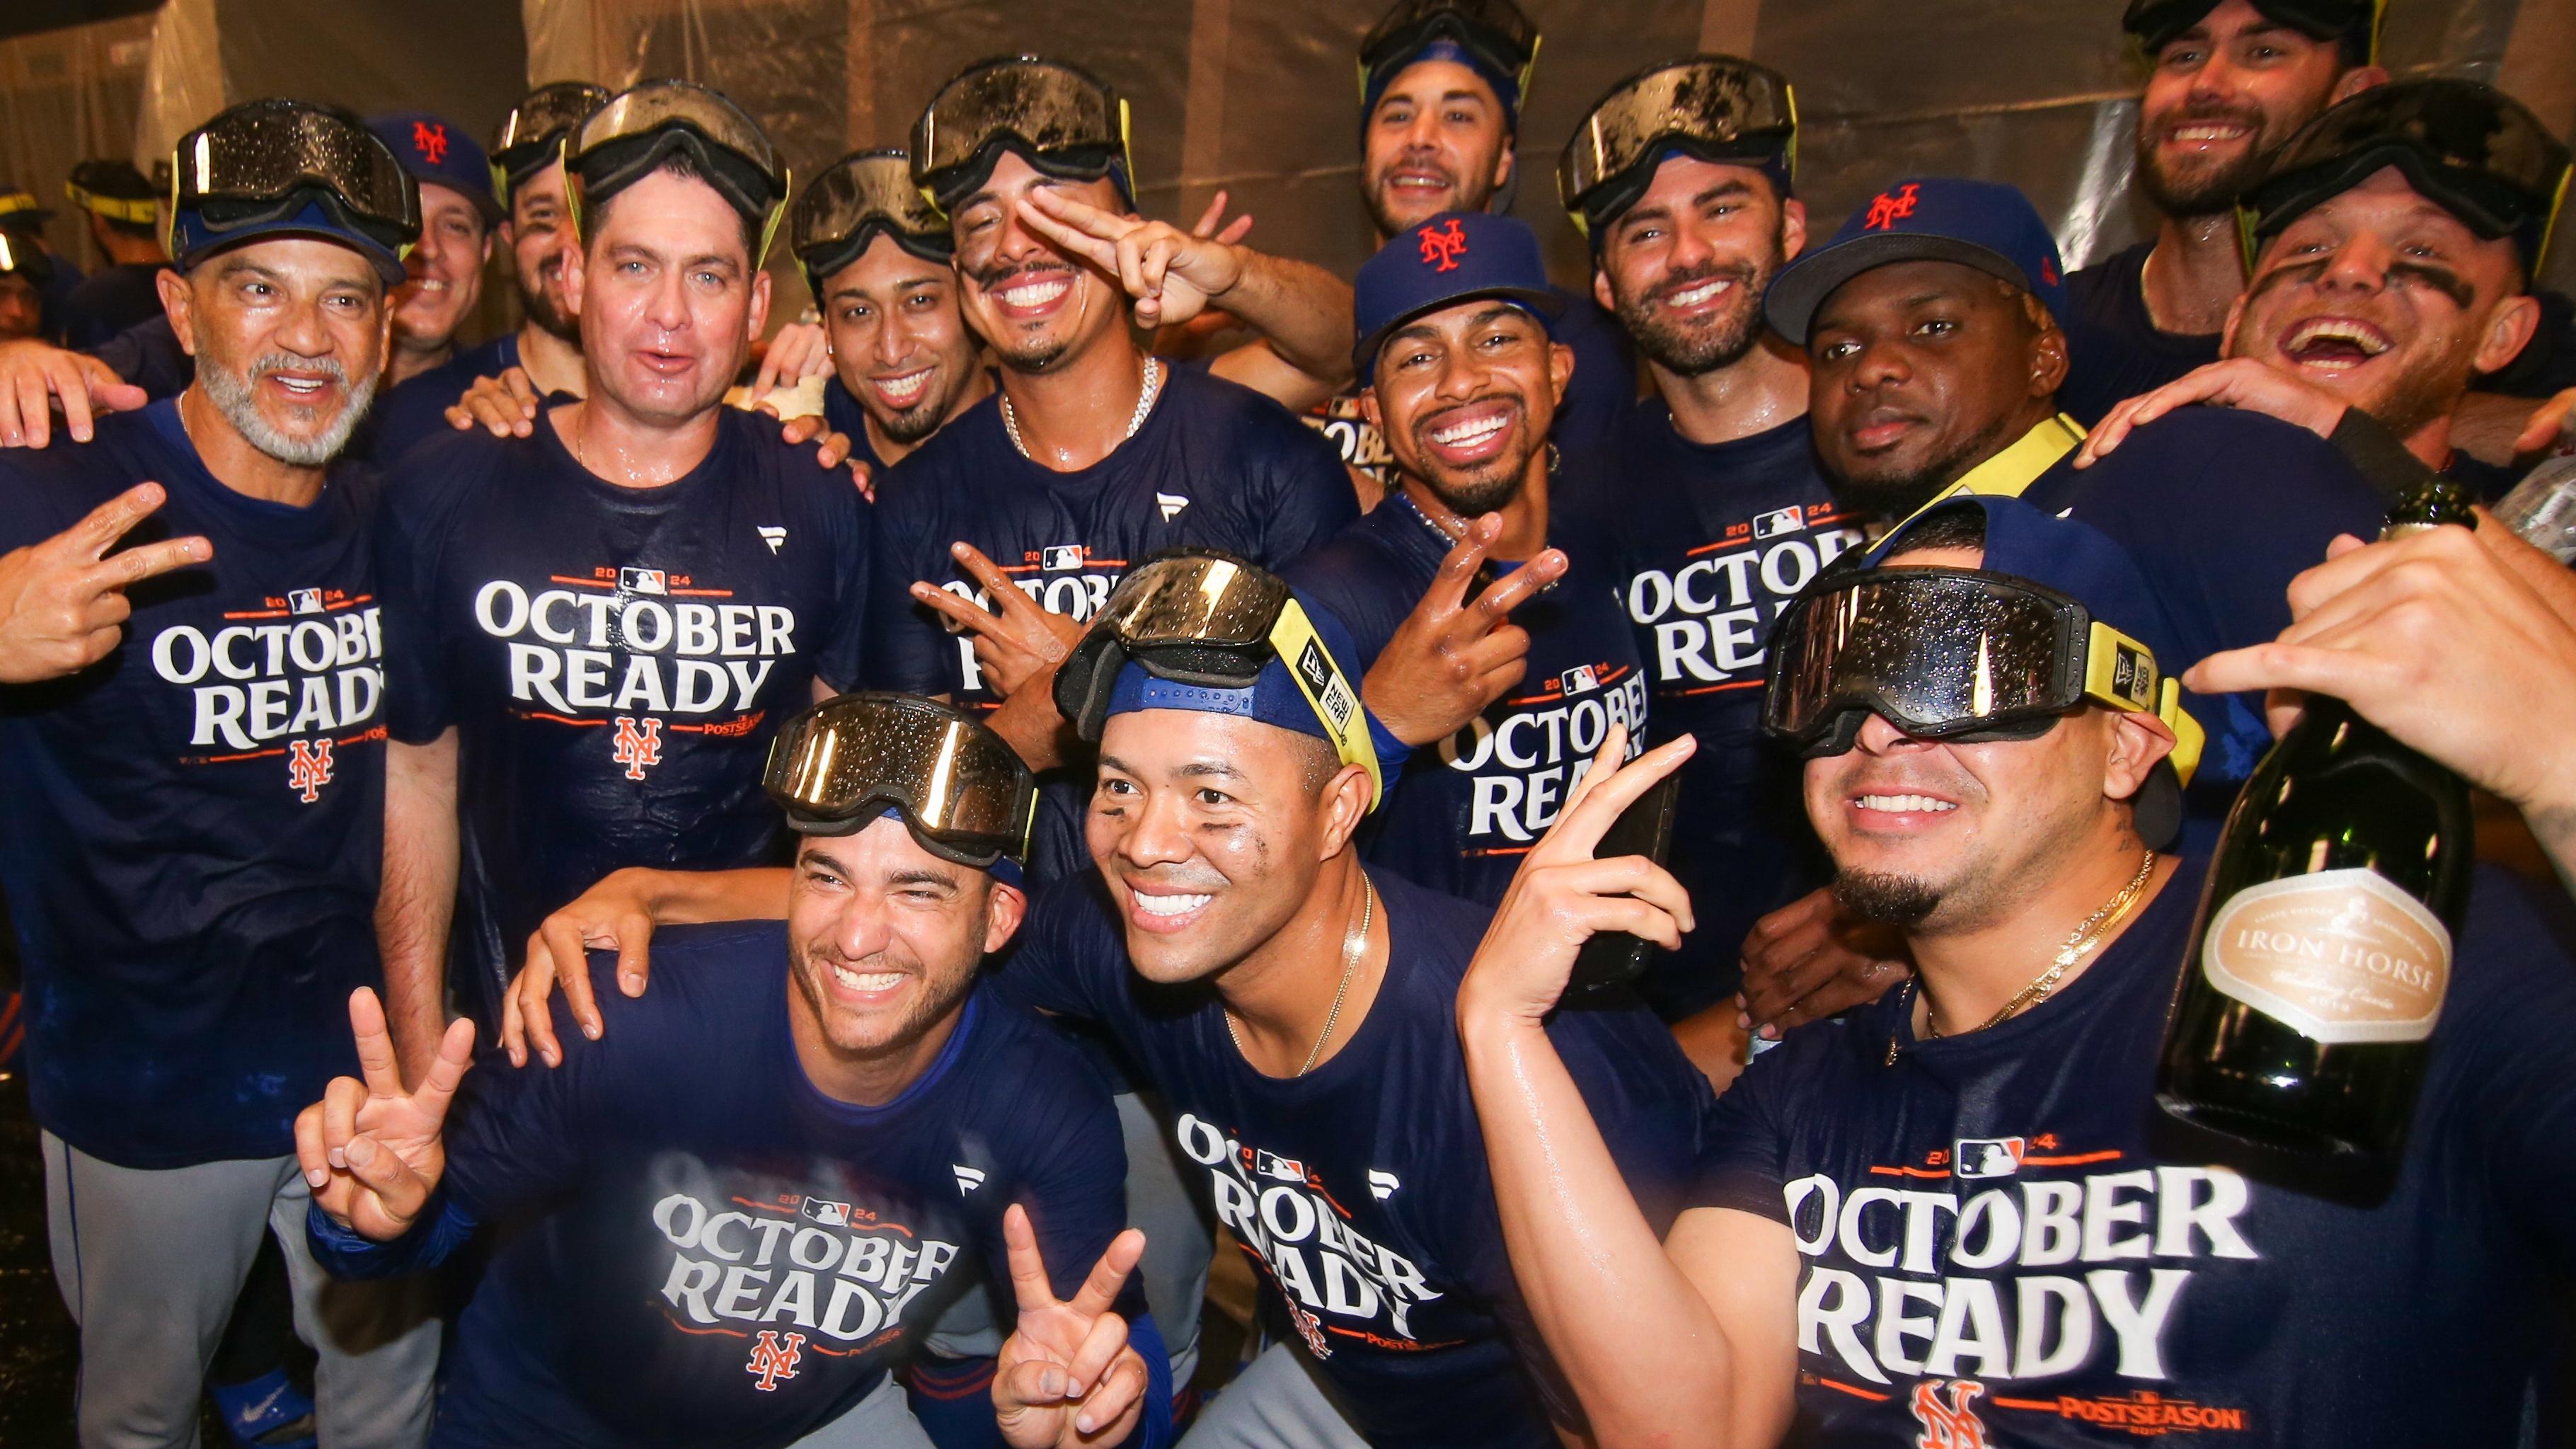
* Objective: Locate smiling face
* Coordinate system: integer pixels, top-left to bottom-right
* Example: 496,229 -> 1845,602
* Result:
2227,166 -> 2540,445
1596,154 -> 1805,379
1364,300 -> 1571,515
2134,0 -> 2360,218
502,159 -> 578,340
821,233 -> 983,445
166,236 -> 389,466
784,818 -> 1023,1083
564,164 -> 772,426
0,273 -> 38,340
1088,709 -> 1364,987
1362,58 -> 1516,236
393,181 -> 491,353
950,149 -> 1128,376
1807,259 -> 2065,519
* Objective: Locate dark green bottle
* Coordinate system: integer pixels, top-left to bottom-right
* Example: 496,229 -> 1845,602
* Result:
2154,476 -> 2477,1166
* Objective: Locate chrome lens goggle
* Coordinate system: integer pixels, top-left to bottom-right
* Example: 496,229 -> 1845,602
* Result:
493,81 -> 611,186
1558,55 -> 1797,234
1764,567 -> 2203,786
565,80 -> 790,265
912,56 -> 1133,209
794,149 -> 953,287
764,692 -> 1036,868
1358,0 -> 1540,101
171,99 -> 420,251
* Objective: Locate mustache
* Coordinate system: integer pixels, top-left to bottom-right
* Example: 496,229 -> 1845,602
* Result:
1655,257 -> 1760,297
970,257 -> 1076,291
1410,391 -> 1525,445
2154,99 -> 2267,137
246,353 -> 350,389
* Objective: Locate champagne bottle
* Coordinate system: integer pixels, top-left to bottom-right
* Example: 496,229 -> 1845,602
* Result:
2154,476 -> 2477,1166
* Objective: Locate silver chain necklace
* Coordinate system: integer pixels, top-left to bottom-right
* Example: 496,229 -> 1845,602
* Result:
1226,874 -> 1374,1077
1001,356 -> 1163,462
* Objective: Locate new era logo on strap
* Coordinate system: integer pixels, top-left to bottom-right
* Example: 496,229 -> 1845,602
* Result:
1863,182 -> 1921,231
1417,218 -> 1468,272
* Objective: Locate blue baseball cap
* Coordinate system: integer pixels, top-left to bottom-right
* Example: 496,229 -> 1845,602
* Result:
1352,209 -> 1563,382
368,112 -> 502,227
1762,176 -> 2067,347
1102,585 -> 1370,749
1362,38 -> 1524,133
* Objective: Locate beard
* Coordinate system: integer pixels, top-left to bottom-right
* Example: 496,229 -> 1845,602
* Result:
1403,398 -> 1537,516
519,268 -> 577,341
1615,256 -> 1777,377
1827,404 -> 2025,521
1364,149 -> 1498,236
197,350 -> 374,467
877,379 -> 955,445
2134,102 -> 2277,217
1833,869 -> 1943,927
971,260 -> 1084,374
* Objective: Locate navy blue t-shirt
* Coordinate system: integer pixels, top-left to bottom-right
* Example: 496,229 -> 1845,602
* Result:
1284,490 -> 1648,906
1560,407 -> 1864,1016
0,401 -> 383,1167
2059,242 -> 2219,428
369,332 -> 519,466
87,312 -> 194,401
311,926 -> 1151,1449
375,408 -> 872,1019
1698,860 -> 2576,1448
869,364 -> 1355,706
60,261 -> 173,351
998,867 -> 1720,1448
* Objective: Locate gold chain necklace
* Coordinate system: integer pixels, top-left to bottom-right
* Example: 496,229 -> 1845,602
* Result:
1890,851 -> 2156,1064
1226,874 -> 1374,1077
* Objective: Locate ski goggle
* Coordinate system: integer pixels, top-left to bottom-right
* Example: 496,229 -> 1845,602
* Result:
1764,566 -> 2203,786
167,99 -> 420,278
491,81 -> 611,193
1053,552 -> 1385,808
793,149 -> 953,290
765,692 -> 1036,869
1558,55 -> 1798,236
0,191 -> 43,224
1359,0 -> 1540,105
66,163 -> 158,226
2123,0 -> 2384,59
565,80 -> 790,266
0,229 -> 45,281
912,56 -> 1135,212
2240,78 -> 2572,270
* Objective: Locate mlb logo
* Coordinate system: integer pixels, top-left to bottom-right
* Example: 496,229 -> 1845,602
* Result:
1752,507 -> 1807,541
1042,544 -> 1084,573
286,588 -> 325,615
619,566 -> 667,595
1560,664 -> 1599,694
1953,1137 -> 2027,1179
798,1198 -> 853,1227
1253,1150 -> 1304,1182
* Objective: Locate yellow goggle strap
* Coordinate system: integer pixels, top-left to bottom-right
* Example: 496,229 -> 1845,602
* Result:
561,136 -> 787,270
1266,597 -> 1386,810
66,183 -> 156,226
2082,619 -> 2204,787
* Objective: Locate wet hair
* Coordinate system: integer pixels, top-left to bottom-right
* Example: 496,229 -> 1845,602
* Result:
1885,502 -> 1989,559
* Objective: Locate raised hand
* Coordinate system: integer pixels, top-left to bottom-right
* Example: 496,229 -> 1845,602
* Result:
444,365 -> 546,439
0,337 -> 149,448
2074,357 -> 2347,467
1734,887 -> 1912,1043
1361,514 -> 1568,747
1015,187 -> 1245,332
994,1205 -> 1152,1448
503,866 -> 666,1068
752,320 -> 836,396
295,987 -> 476,1242
2511,384 -> 2575,457
907,542 -> 1085,701
0,482 -> 210,682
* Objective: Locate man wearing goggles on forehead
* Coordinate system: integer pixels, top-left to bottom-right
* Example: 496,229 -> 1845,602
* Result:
301,692 -> 1172,1448
870,55 -> 1357,727
487,82 -> 610,401
2081,78 -> 2576,499
0,96 -> 444,1445
1452,494 -> 2576,1448
370,79 -> 875,1078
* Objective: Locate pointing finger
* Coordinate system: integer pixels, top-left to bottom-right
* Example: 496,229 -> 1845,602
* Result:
1188,189 -> 1230,238
948,542 -> 1025,605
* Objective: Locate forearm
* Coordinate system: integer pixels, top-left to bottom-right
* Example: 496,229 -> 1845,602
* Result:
618,865 -> 794,924
1211,251 -> 1355,391
305,1191 -> 476,1279
378,733 -> 460,1082
1457,1008 -> 1747,1448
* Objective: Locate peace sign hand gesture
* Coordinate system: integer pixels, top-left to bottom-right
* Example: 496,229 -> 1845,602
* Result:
1015,188 -> 1243,332
294,987 -> 477,1242
994,1204 -> 1153,1448
0,482 -> 209,683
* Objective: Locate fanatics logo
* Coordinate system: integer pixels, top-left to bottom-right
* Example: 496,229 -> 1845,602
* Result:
1366,1170 -> 1399,1201
1863,183 -> 1921,231
619,566 -> 667,595
745,1330 -> 805,1392
611,716 -> 664,780
1417,217 -> 1468,272
411,121 -> 449,166
287,738 -> 335,803
953,1164 -> 986,1195
757,526 -> 787,555
1155,491 -> 1190,522
287,588 -> 326,615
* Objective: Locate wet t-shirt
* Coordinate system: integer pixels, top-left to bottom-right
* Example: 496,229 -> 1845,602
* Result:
370,332 -> 520,466
1560,406 -> 1864,1016
1284,491 -> 1648,905
1699,860 -> 2576,1447
999,868 -> 1723,1449
0,401 -> 384,1167
2059,243 -> 2220,428
376,408 -> 871,1019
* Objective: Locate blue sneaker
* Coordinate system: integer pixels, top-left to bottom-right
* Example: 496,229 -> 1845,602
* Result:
210,1368 -> 318,1449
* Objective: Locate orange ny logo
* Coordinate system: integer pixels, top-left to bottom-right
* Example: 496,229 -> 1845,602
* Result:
412,122 -> 448,165
1909,1378 -> 1989,1449
611,716 -> 664,781
1864,183 -> 1922,231
745,1330 -> 804,1392
287,738 -> 335,803
1417,218 -> 1468,272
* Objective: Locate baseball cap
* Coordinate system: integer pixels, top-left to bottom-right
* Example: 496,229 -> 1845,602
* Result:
2122,0 -> 2383,64
65,161 -> 158,226
1763,176 -> 2067,347
0,187 -> 51,231
1864,494 -> 2200,847
369,112 -> 502,226
1352,209 -> 1563,382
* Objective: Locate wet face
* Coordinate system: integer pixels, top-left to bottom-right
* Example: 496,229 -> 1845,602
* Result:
785,818 -> 1021,1062
1596,155 -> 1804,377
502,161 -> 578,340
166,236 -> 388,466
821,234 -> 982,445
393,181 -> 491,353
2135,0 -> 2357,217
950,150 -> 1127,375
2227,167 -> 2539,442
565,166 -> 772,425
1364,302 -> 1570,515
1807,260 -> 2064,518
0,274 -> 39,340
1362,59 -> 1515,235
1088,710 -> 1358,987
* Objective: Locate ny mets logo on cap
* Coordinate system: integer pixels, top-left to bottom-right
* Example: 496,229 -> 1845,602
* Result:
1418,218 -> 1468,273
412,121 -> 449,166
1864,182 -> 1921,231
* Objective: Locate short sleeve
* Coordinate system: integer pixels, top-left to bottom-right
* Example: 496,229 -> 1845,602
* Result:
1691,1047 -> 1794,1225
370,471 -> 456,743
861,468 -> 959,695
1248,416 -> 1360,567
